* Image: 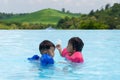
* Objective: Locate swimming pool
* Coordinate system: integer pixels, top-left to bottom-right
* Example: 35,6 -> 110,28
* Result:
0,30 -> 120,80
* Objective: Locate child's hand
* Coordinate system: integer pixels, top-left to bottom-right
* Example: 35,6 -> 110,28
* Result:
56,44 -> 61,50
56,39 -> 62,55
56,44 -> 62,55
56,39 -> 62,50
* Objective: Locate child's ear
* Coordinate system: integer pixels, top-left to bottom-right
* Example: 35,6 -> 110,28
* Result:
73,50 -> 75,52
73,49 -> 76,52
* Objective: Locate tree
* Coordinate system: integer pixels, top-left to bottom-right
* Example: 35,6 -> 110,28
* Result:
21,22 -> 30,29
105,4 -> 110,10
56,16 -> 72,29
57,18 -> 65,29
62,8 -> 65,13
10,24 -> 18,29
116,25 -> 120,29
89,10 -> 94,16
66,10 -> 70,13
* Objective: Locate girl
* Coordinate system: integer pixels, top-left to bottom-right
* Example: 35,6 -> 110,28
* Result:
56,37 -> 84,63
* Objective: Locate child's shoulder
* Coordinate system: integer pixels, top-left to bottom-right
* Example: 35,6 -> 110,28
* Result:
62,48 -> 69,57
40,54 -> 54,66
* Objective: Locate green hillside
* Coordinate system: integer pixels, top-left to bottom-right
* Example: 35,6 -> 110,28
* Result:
2,8 -> 80,24
1,3 -> 120,29
56,3 -> 120,29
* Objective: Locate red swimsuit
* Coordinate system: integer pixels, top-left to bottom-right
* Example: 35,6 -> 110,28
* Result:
62,48 -> 84,63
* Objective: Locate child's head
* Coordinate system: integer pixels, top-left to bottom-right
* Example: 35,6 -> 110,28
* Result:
67,37 -> 84,54
39,40 -> 55,57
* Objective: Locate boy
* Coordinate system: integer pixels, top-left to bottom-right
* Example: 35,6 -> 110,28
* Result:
28,40 -> 55,65
39,40 -> 55,57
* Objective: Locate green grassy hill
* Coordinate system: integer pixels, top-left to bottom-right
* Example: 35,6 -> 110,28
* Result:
2,8 -> 80,24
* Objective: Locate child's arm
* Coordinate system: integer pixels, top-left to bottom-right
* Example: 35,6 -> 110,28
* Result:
56,44 -> 62,56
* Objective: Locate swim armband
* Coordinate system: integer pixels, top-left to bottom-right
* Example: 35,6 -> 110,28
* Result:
28,55 -> 40,61
28,54 -> 54,66
40,54 -> 54,66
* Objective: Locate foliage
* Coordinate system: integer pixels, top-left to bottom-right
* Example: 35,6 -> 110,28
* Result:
88,3 -> 120,29
1,3 -> 120,29
57,2 -> 120,29
56,17 -> 108,29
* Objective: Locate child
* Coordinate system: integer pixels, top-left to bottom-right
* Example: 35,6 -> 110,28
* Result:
56,37 -> 84,63
28,40 -> 55,66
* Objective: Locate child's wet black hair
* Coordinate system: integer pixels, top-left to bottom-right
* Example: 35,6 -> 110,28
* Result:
39,40 -> 55,53
68,37 -> 84,52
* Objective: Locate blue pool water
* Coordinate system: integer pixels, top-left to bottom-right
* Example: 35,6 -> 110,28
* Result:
0,30 -> 120,80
